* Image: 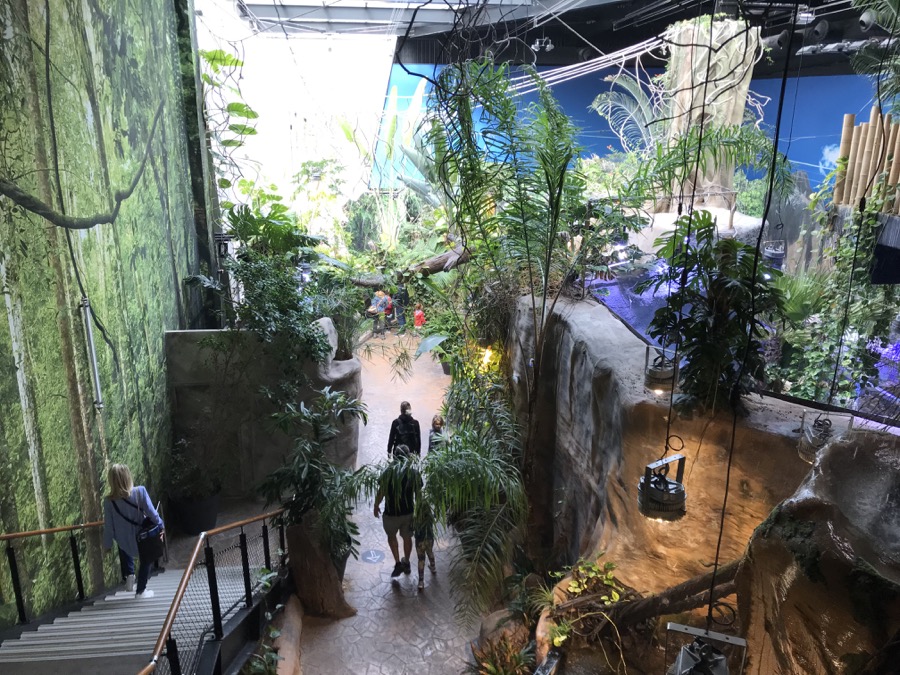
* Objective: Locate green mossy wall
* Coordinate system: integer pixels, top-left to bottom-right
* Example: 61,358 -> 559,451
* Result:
0,0 -> 208,625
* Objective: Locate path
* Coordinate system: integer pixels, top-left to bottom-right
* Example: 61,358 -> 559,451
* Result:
300,332 -> 472,674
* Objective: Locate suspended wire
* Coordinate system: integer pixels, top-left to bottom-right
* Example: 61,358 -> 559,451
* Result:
657,0 -> 735,459
705,0 -> 799,632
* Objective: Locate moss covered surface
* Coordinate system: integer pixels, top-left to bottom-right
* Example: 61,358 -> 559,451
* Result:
755,504 -> 824,583
0,0 -> 206,624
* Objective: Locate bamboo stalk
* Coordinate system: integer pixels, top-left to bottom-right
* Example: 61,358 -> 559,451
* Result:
844,124 -> 863,206
890,126 -> 900,213
833,113 -> 857,204
881,122 -> 899,212
850,123 -> 870,205
865,106 -> 884,198
879,116 -> 894,177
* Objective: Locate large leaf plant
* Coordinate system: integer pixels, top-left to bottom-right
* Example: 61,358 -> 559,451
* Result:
638,209 -> 787,411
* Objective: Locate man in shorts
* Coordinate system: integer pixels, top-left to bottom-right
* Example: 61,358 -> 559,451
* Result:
373,445 -> 421,577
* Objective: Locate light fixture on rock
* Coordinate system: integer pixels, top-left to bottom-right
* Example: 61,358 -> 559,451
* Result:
645,346 -> 677,389
797,412 -> 847,464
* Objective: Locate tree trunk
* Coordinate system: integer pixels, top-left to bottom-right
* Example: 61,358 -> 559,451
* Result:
286,521 -> 356,619
556,560 -> 740,630
17,0 -> 104,588
0,252 -> 52,534
662,18 -> 760,210
350,236 -> 471,287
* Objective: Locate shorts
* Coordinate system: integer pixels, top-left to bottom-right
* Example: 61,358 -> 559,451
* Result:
382,513 -> 413,539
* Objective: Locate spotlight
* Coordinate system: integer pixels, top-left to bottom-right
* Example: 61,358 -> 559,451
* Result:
667,638 -> 729,675
665,623 -> 747,675
638,453 -> 686,519
214,232 -> 233,260
808,19 -> 829,42
645,346 -> 676,388
860,9 -> 878,32
761,29 -> 790,50
797,414 -> 833,464
531,37 -> 554,52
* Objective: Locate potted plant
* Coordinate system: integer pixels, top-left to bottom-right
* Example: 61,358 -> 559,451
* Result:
167,438 -> 223,535
259,388 -> 374,618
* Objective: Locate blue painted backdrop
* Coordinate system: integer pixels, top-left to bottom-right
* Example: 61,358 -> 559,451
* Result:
378,63 -> 878,189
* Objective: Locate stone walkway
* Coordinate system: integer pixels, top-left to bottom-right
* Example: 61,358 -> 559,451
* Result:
300,332 -> 473,674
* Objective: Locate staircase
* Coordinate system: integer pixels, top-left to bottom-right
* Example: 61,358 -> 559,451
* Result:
0,570 -> 182,675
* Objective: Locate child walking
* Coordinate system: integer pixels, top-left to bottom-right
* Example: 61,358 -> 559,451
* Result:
413,303 -> 426,330
414,504 -> 436,591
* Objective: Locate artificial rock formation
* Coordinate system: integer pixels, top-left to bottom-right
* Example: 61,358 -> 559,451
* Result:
165,317 -> 362,497
737,433 -> 900,674
508,297 -> 811,592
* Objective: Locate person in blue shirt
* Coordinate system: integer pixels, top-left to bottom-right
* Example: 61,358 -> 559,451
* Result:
102,464 -> 164,598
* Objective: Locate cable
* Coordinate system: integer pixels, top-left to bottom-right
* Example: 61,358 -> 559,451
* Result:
704,0 -> 798,632
658,2 -> 725,460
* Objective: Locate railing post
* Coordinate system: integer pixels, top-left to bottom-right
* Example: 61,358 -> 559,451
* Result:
239,530 -> 253,608
69,533 -> 85,601
6,544 -> 27,624
166,635 -> 182,675
278,522 -> 286,566
262,523 -> 272,571
204,541 -> 224,640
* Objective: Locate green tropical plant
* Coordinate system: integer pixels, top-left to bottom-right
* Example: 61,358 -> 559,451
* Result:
563,559 -> 623,602
226,203 -> 321,258
198,48 -> 259,201
631,123 -> 792,207
590,71 -> 668,153
733,169 -> 769,217
548,619 -> 573,648
259,388 -> 374,566
637,209 -> 787,411
775,178 -> 900,404
466,635 -> 535,675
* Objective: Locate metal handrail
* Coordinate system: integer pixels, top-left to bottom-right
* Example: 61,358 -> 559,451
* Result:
2,520 -> 106,623
136,507 -> 286,675
0,520 -> 103,542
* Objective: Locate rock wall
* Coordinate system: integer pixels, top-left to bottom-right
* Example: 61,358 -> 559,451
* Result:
509,298 -> 811,593
165,318 -> 362,498
737,432 -> 900,674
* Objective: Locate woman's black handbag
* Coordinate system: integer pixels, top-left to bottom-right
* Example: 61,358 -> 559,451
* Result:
112,499 -> 164,560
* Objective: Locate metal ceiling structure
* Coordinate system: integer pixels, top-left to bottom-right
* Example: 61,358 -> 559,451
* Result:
238,0 -> 621,37
236,1 -> 893,76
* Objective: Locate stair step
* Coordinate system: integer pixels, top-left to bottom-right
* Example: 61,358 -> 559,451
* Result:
22,624 -> 163,640
0,632 -> 159,654
0,639 -> 154,657
0,566 -> 262,667
46,614 -> 171,628
0,643 -> 153,660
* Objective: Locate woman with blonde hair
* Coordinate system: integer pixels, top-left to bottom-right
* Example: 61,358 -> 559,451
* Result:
428,415 -> 446,453
102,464 -> 164,598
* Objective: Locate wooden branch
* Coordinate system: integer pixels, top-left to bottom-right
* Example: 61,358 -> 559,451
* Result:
0,100 -> 164,230
555,560 -> 740,632
349,235 -> 472,288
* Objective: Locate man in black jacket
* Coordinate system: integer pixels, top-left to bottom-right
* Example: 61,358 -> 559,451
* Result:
387,401 -> 421,456
394,283 -> 410,333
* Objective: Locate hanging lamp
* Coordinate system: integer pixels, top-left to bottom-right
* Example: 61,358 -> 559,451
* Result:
665,623 -> 746,675
638,453 -> 686,519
